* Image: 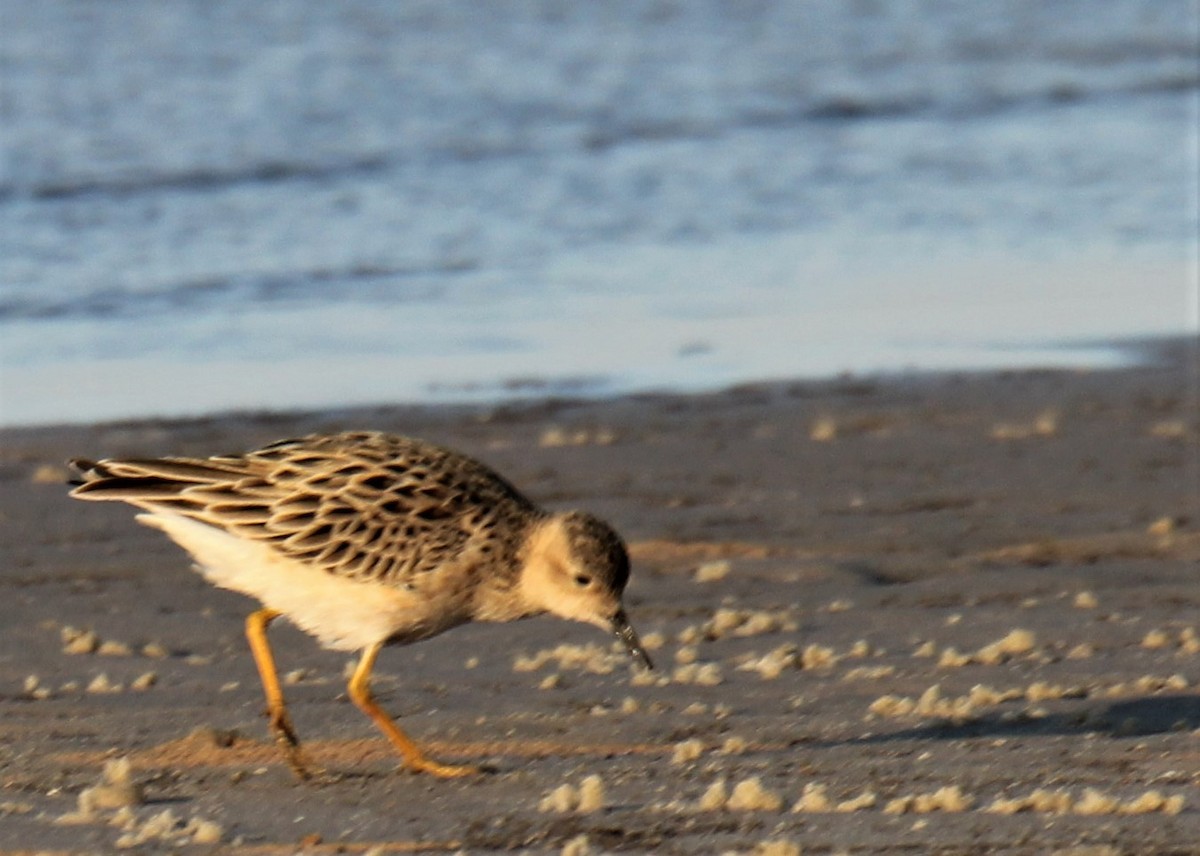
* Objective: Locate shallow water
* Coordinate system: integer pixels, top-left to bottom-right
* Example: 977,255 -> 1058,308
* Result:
1,1 -> 1196,426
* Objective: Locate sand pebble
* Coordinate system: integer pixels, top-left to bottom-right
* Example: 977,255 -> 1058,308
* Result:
837,790 -> 878,812
677,625 -> 702,645
703,607 -> 791,639
791,783 -> 832,812
737,644 -> 798,680
991,411 -> 1057,440
697,779 -> 728,811
539,775 -> 605,814
629,669 -> 658,687
937,647 -> 972,668
985,788 -> 1073,815
1073,789 -> 1121,816
31,463 -> 70,484
114,808 -> 177,848
884,785 -> 972,814
539,426 -> 614,448
1146,516 -> 1176,536
189,818 -> 224,844
1073,591 -> 1099,609
130,672 -> 157,691
934,629 -> 1040,669
1141,629 -> 1171,649
912,640 -> 936,657
694,662 -> 723,685
86,673 -> 122,694
719,735 -> 749,755
640,631 -> 665,651
727,777 -> 783,811
974,628 -> 1037,664
810,416 -> 838,441
539,784 -> 577,813
842,665 -> 895,681
1142,673 -> 1187,691
744,841 -> 801,856
61,627 -> 99,655
673,662 -> 723,686
1119,790 -> 1184,815
694,560 -> 731,582
23,675 -> 49,699
79,758 -> 143,816
1148,419 -> 1187,438
674,645 -> 699,665
514,643 -> 620,674
560,834 -> 592,856
800,644 -> 838,670
576,775 -> 605,813
671,738 -> 705,765
870,682 -> 1037,721
141,642 -> 169,659
915,685 -> 944,715
868,694 -> 915,718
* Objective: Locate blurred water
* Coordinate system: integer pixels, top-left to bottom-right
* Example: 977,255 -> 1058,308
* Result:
1,1 -> 1196,426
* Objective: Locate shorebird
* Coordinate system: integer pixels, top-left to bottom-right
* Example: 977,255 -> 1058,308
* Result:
69,431 -> 653,778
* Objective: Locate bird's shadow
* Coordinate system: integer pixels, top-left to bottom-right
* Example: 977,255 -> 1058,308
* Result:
814,694 -> 1200,748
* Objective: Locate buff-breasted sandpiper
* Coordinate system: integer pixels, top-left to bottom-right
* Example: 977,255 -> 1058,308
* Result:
69,431 -> 653,778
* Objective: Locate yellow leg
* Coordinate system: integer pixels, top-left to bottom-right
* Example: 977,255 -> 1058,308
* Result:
348,641 -> 478,778
245,608 -> 310,780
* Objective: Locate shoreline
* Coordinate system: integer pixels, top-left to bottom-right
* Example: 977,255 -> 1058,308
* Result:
1,335 -> 1197,852
2,331 -> 1192,436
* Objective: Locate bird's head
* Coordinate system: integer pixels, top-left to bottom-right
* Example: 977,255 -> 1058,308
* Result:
519,511 -> 653,670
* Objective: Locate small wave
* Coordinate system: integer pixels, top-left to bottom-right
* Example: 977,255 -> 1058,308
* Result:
0,154 -> 390,204
426,374 -> 611,397
0,263 -> 470,323
3,72 -> 1193,206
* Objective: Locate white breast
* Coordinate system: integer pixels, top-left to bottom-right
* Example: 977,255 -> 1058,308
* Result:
136,512 -> 464,651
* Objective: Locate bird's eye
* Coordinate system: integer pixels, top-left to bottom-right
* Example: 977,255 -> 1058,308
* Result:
574,574 -> 593,587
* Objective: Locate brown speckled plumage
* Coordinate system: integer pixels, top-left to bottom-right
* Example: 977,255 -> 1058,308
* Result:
68,431 -> 652,778
72,432 -> 539,588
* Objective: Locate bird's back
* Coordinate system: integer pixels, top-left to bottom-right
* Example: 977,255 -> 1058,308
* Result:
71,432 -> 542,588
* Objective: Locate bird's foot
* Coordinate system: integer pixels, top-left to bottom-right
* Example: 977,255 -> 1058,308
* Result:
267,710 -> 318,781
404,756 -> 481,778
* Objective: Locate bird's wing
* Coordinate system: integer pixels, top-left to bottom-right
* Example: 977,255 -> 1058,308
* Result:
70,432 -> 522,584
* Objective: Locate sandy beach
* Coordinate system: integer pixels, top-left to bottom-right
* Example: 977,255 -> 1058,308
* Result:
1,338 -> 1197,854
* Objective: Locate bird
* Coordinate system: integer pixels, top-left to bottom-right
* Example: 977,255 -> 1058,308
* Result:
68,431 -> 653,779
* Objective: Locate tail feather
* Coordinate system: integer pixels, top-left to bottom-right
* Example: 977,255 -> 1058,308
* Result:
81,458 -> 246,482
71,476 -> 199,502
67,456 -> 248,502
66,457 -> 103,487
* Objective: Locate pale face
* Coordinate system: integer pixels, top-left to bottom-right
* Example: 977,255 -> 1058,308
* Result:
519,513 -> 654,670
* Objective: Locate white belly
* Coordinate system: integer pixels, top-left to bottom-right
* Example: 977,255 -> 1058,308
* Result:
136,512 -> 461,651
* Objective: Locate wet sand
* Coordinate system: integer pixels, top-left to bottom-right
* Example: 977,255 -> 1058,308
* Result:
1,338 -> 1197,854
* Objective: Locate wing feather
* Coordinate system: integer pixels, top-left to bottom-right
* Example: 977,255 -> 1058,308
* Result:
69,432 -> 538,586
